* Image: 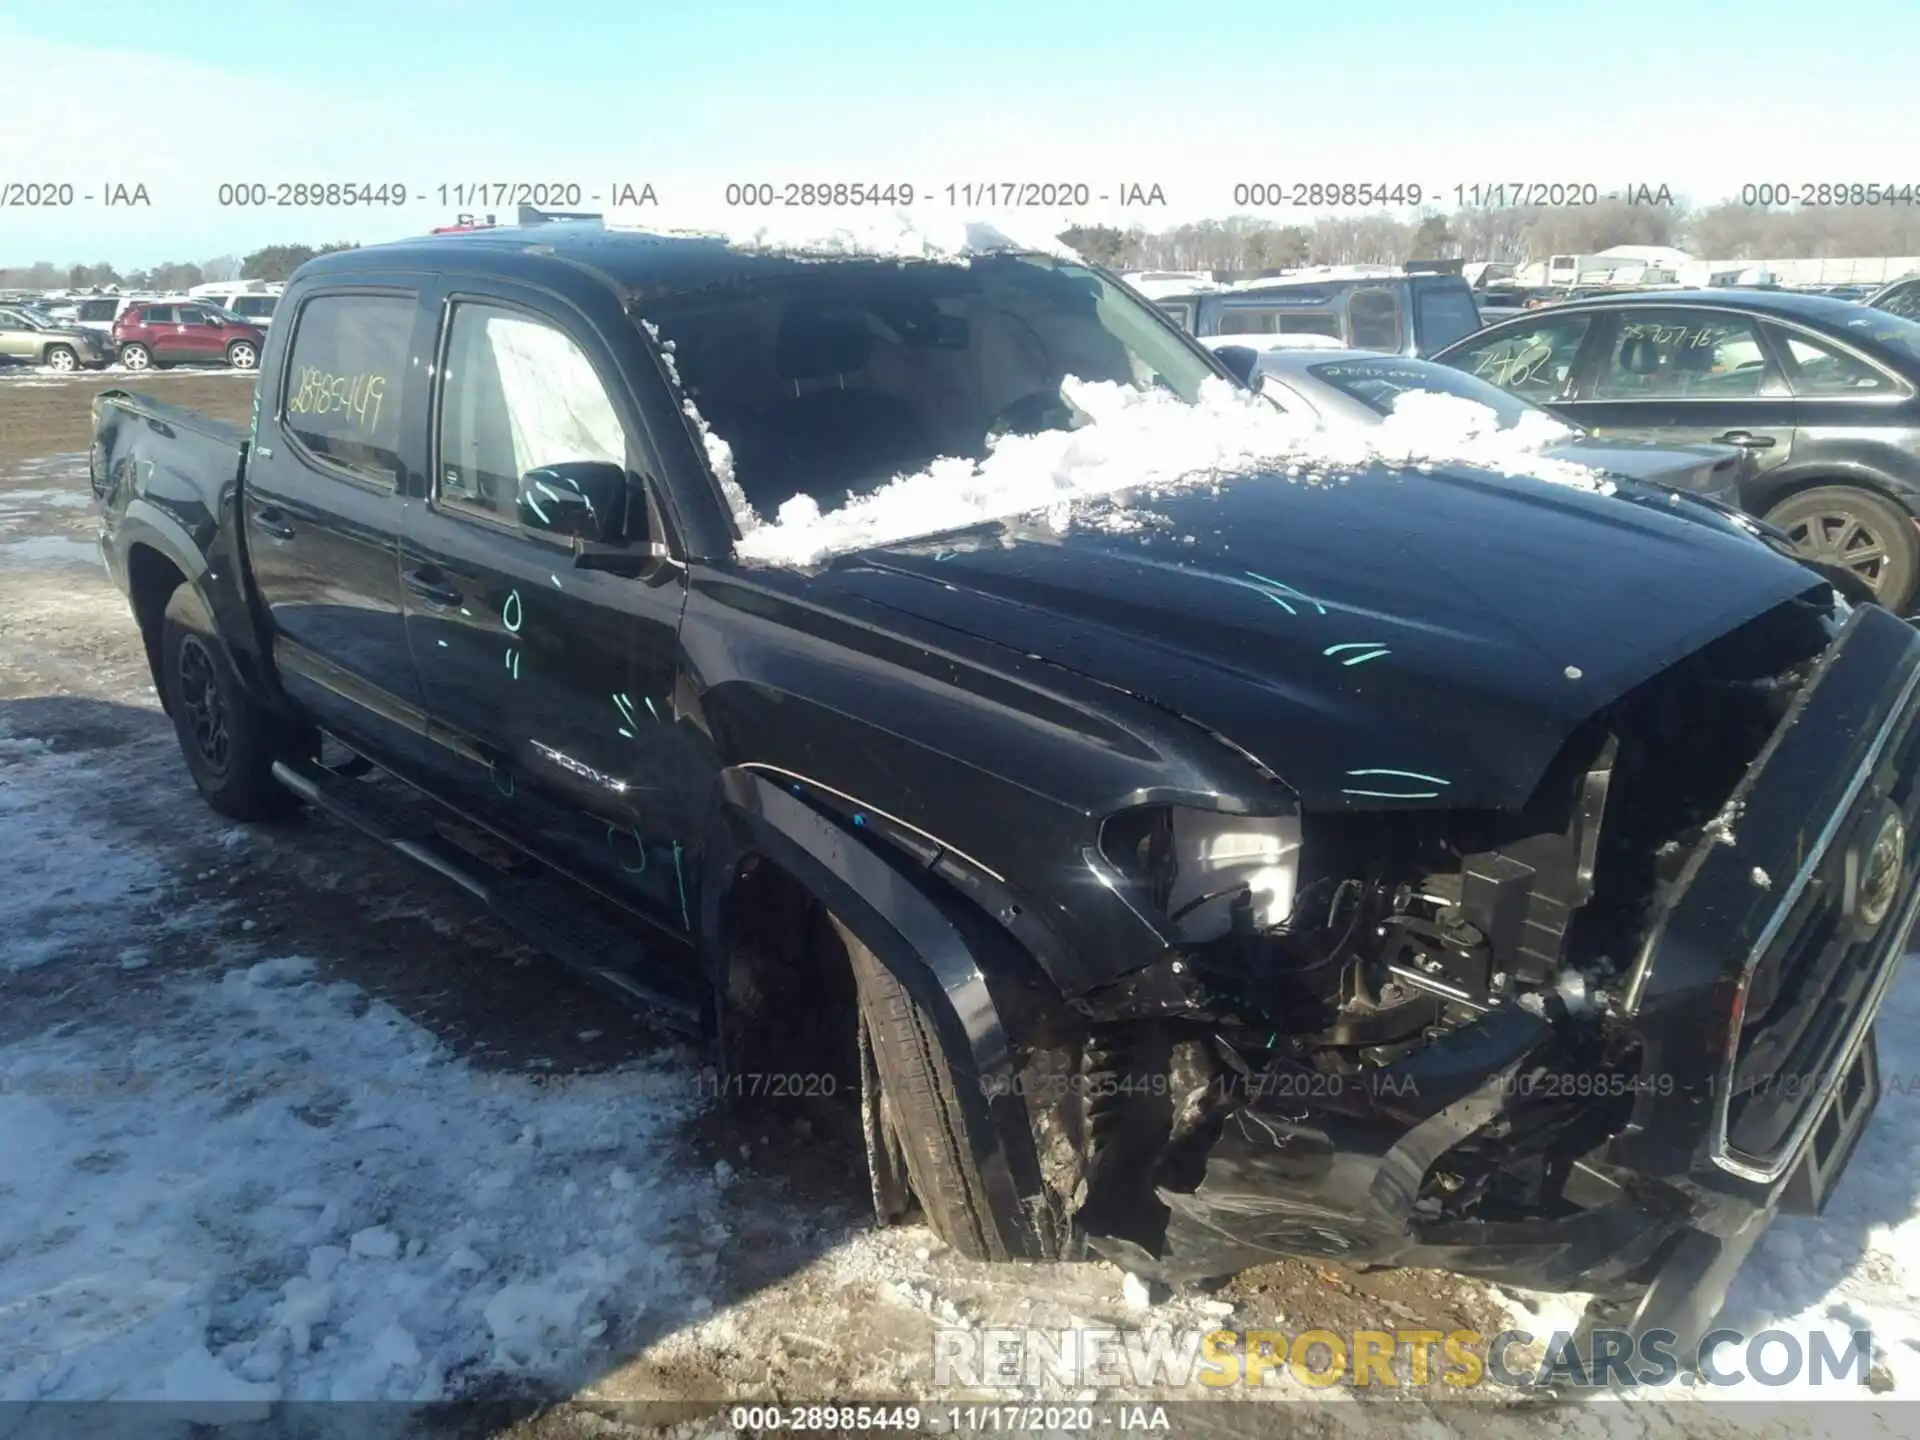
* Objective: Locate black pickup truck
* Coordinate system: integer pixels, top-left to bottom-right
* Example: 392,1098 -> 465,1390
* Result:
94,222 -> 1920,1359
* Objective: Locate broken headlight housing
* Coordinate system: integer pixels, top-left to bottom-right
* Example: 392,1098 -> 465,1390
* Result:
1098,803 -> 1304,943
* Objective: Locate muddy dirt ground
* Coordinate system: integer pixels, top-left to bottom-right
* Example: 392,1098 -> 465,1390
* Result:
0,371 -> 1829,1438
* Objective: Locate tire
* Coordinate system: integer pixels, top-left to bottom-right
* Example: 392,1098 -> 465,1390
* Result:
1765,485 -> 1920,613
835,914 -> 1008,1261
226,340 -> 258,371
119,342 -> 151,371
43,344 -> 79,373
160,585 -> 298,821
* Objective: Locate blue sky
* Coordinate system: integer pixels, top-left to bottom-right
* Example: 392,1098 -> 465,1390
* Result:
2,0 -> 1916,265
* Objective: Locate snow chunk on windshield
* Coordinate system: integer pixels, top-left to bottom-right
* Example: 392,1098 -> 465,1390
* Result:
641,317 -> 757,534
603,204 -> 1079,264
733,378 -> 1611,568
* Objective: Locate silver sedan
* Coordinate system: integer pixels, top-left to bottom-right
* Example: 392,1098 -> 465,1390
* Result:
1220,343 -> 1744,503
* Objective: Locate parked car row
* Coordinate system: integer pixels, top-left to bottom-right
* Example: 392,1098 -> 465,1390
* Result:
0,302 -> 118,371
1146,262 -> 1486,359
1429,289 -> 1920,612
0,290 -> 270,372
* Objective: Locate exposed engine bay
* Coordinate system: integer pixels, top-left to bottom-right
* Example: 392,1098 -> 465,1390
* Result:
1028,592 -> 1848,1284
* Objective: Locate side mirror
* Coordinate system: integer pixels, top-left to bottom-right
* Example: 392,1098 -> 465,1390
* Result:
517,461 -> 627,543
1213,345 -> 1261,387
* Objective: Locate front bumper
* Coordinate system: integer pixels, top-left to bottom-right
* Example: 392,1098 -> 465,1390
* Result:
1099,604 -> 1920,1341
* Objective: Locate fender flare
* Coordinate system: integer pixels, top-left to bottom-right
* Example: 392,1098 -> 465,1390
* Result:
700,765 -> 1055,1258
117,502 -> 210,587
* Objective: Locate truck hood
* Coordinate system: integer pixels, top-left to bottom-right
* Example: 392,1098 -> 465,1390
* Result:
821,462 -> 1826,811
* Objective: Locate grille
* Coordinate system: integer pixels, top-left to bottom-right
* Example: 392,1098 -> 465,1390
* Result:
1720,669 -> 1920,1170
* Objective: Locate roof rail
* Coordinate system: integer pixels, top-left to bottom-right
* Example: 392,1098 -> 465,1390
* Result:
518,205 -> 605,226
1404,258 -> 1464,275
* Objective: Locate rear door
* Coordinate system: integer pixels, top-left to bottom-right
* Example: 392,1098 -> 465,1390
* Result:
1556,306 -> 1795,490
134,304 -> 175,357
244,281 -> 435,766
399,277 -> 698,930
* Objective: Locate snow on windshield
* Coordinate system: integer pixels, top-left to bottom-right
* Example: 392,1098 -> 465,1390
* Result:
604,204 -> 1078,265
730,377 -> 1611,568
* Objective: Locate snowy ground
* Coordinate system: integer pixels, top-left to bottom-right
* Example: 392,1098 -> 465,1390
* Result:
5,377 -> 1920,1436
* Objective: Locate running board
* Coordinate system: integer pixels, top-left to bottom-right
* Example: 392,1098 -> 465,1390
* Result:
270,759 -> 705,1035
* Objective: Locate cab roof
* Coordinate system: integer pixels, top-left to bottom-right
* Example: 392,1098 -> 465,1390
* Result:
297,220 -> 1049,304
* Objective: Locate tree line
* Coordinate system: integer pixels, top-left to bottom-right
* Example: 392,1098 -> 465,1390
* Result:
9,201 -> 1920,290
1066,199 -> 1920,271
0,242 -> 358,293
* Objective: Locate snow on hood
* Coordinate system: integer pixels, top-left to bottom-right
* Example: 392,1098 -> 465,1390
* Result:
602,204 -> 1080,264
733,377 -> 1611,568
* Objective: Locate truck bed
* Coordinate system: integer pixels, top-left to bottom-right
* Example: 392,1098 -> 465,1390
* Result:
91,388 -> 248,509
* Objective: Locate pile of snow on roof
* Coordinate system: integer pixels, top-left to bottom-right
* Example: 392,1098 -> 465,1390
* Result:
734,377 -> 1610,567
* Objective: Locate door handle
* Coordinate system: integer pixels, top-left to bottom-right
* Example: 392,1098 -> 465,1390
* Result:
1714,430 -> 1777,450
402,568 -> 464,607
254,506 -> 295,540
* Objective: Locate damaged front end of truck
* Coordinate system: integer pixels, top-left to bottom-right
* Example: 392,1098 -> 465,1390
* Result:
1005,591 -> 1920,1344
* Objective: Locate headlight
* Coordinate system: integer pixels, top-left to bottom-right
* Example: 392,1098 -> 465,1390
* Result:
1098,803 -> 1303,942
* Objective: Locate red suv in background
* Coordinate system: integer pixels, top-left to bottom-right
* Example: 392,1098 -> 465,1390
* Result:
111,301 -> 265,372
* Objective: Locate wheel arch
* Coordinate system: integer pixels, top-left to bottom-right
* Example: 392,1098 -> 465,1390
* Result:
1749,463 -> 1920,520
125,538 -> 199,716
700,764 -> 1061,1258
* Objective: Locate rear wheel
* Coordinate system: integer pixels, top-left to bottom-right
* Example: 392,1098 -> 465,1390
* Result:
1765,485 -> 1919,613
835,915 -> 1008,1260
119,342 -> 151,371
43,344 -> 78,373
160,586 -> 298,820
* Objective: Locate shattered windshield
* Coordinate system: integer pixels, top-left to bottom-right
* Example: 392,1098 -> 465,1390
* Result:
640,254 -> 1219,524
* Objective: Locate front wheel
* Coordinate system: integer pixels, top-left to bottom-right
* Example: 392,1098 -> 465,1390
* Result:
226,340 -> 258,371
836,915 -> 1013,1261
43,344 -> 79,372
119,342 -> 152,371
160,586 -> 299,821
1766,485 -> 1920,614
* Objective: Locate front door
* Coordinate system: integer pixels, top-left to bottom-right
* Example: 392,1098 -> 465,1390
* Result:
399,283 -> 696,933
174,304 -> 227,364
1555,307 -> 1796,490
245,283 -> 434,766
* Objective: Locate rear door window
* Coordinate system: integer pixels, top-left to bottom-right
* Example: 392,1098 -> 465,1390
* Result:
1591,310 -> 1784,400
1218,307 -> 1343,338
281,292 -> 416,484
1348,287 -> 1404,351
1411,281 -> 1482,352
142,305 -> 176,324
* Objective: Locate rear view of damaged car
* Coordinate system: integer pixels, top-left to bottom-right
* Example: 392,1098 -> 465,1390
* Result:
95,220 -> 1920,1368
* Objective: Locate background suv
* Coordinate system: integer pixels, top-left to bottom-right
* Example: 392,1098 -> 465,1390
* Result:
0,305 -> 115,371
111,302 -> 265,371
